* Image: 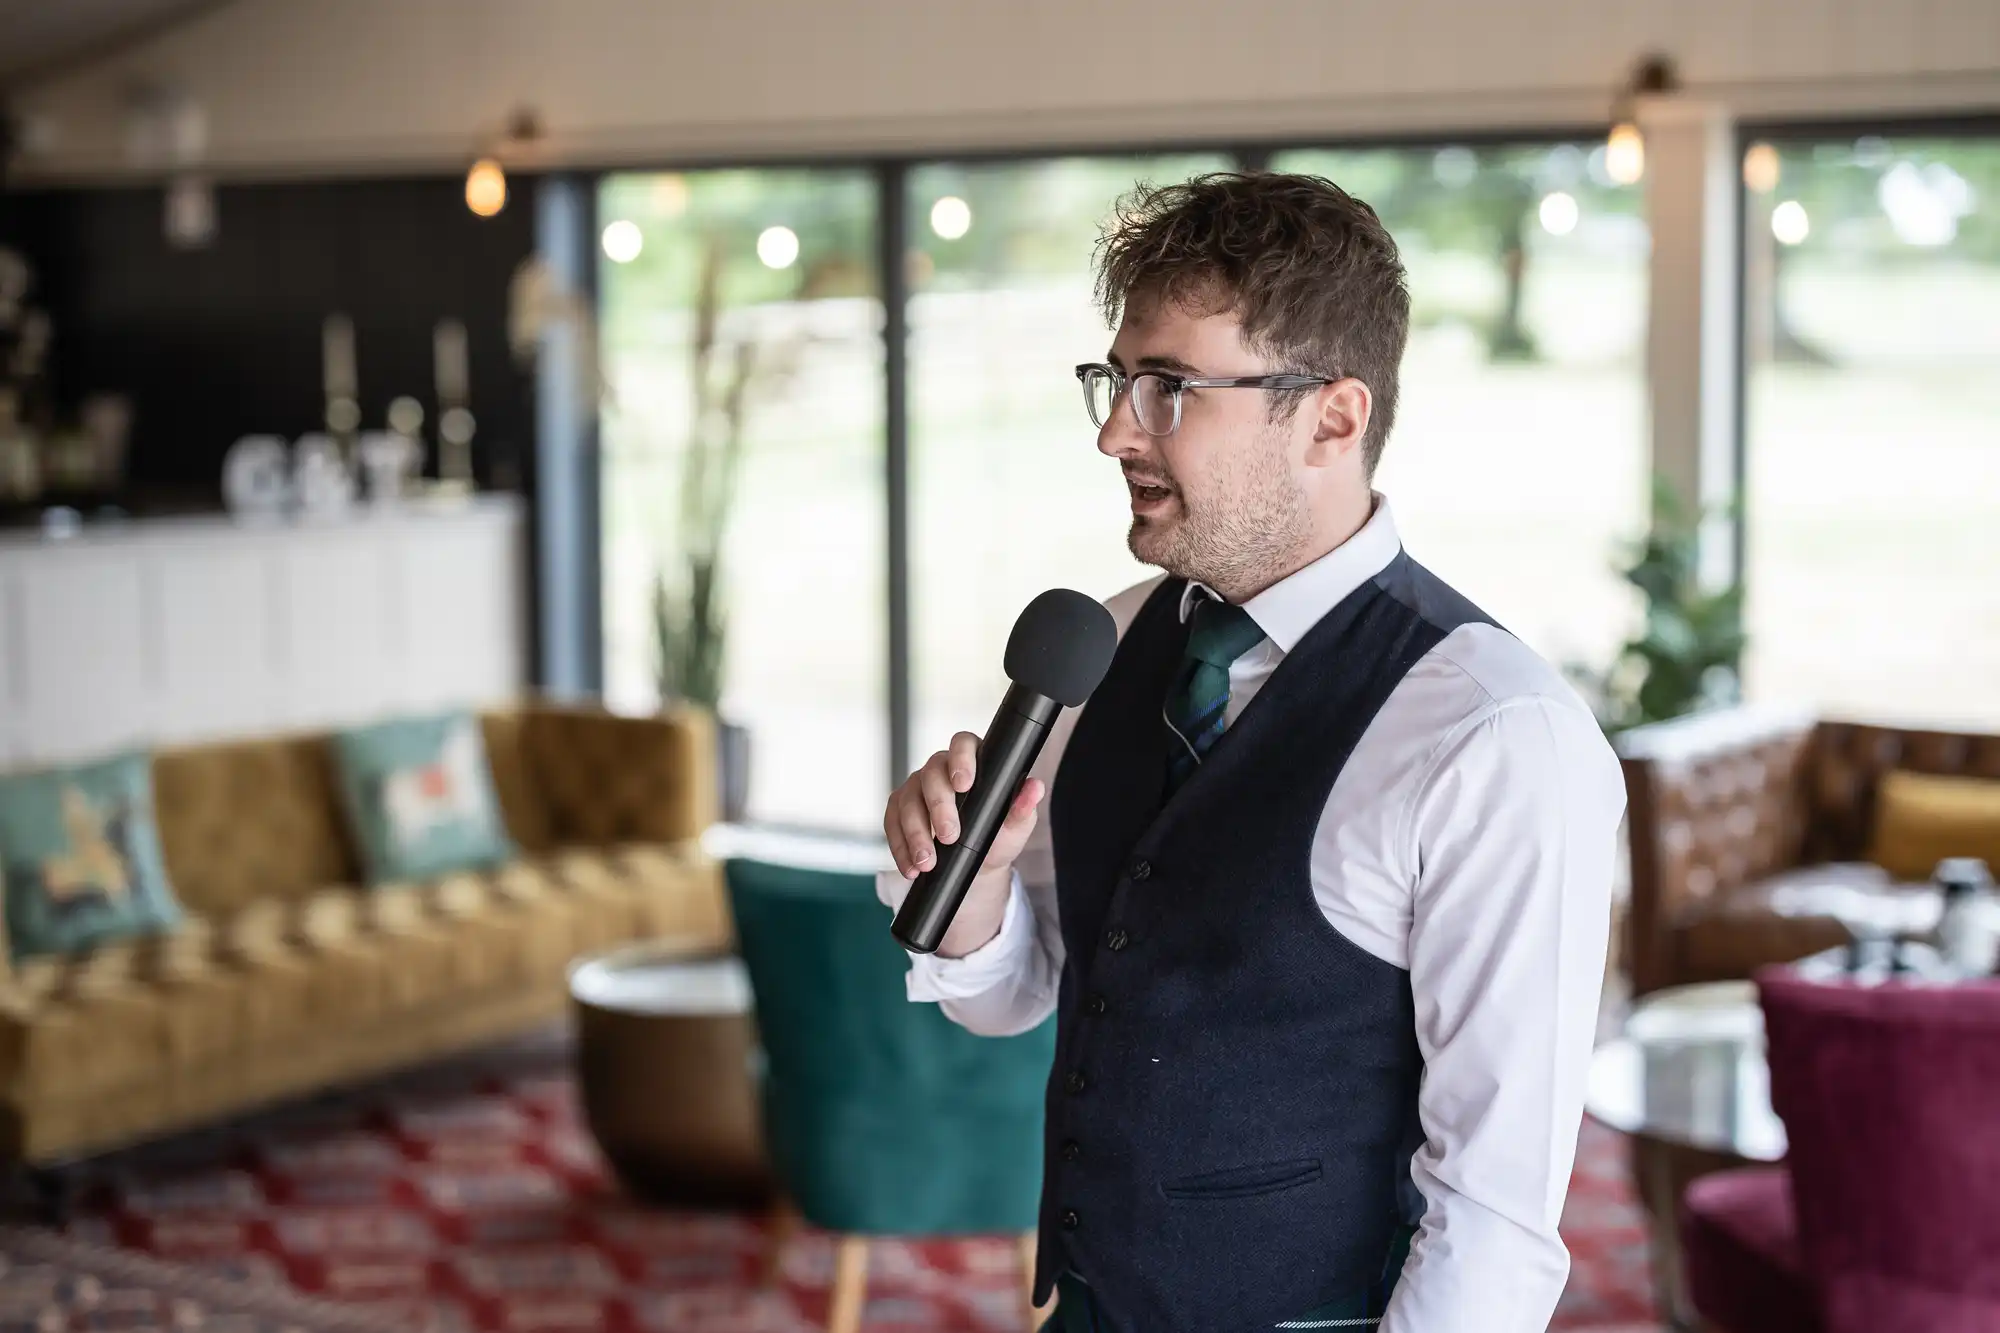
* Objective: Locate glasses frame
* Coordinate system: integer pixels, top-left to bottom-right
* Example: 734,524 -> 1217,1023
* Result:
1075,362 -> 1338,437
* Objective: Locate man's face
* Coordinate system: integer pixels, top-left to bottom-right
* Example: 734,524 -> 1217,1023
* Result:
1099,295 -> 1314,593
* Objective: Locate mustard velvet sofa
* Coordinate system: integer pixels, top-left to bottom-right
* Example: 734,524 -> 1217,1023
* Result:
0,703 -> 730,1166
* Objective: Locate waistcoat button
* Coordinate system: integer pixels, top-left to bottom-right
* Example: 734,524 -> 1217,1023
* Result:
1130,859 -> 1152,881
1105,929 -> 1128,951
1060,1209 -> 1080,1231
1060,1140 -> 1081,1162
1085,994 -> 1107,1016
1065,1070 -> 1087,1094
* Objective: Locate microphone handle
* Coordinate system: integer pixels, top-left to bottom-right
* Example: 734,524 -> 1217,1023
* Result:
891,681 -> 1061,954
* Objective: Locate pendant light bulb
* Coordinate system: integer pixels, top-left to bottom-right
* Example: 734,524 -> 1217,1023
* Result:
1605,122 -> 1645,186
466,157 -> 507,217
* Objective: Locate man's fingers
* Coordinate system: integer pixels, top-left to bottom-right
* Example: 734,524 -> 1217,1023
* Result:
898,793 -> 937,872
947,732 -> 980,791
920,757 -> 962,844
883,799 -> 913,878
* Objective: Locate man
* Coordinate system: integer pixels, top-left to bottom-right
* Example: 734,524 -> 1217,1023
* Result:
878,172 -> 1625,1333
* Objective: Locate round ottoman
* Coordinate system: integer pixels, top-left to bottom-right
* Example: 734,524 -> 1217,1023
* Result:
570,937 -> 773,1207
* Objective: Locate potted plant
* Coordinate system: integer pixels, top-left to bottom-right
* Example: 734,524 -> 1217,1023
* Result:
650,237 -> 832,824
1568,476 -> 1748,736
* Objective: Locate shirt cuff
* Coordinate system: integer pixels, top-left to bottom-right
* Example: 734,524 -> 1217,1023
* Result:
875,868 -> 1034,1002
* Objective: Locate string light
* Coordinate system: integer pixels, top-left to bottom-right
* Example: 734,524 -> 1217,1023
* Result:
757,225 -> 800,269
602,220 -> 644,263
1771,201 -> 1810,246
1538,191 -> 1580,236
930,196 -> 972,240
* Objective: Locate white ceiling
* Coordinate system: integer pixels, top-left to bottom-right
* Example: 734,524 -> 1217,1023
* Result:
0,0 -> 220,90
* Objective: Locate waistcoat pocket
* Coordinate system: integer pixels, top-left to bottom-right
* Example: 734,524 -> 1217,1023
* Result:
1160,1157 -> 1324,1202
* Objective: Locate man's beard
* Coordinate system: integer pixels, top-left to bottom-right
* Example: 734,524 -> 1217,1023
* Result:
1126,436 -> 1312,592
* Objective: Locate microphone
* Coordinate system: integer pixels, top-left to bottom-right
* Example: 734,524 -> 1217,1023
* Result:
891,588 -> 1117,955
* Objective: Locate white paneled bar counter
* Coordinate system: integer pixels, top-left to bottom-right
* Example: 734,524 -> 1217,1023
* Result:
0,496 -> 527,768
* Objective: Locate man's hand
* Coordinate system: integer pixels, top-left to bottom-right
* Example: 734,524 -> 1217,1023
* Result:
883,730 -> 1045,958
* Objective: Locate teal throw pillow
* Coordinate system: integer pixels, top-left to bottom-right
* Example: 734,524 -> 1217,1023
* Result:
0,752 -> 185,962
332,711 -> 516,885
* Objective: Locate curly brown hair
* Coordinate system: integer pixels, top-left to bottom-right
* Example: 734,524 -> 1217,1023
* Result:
1094,171 -> 1410,475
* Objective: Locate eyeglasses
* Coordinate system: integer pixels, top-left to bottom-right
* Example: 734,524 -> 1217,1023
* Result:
1075,362 -> 1337,437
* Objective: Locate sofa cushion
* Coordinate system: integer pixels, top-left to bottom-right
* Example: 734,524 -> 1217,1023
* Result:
0,752 -> 186,962
1673,863 -> 1936,983
527,709 -> 715,845
1683,1167 -> 1820,1333
0,966 -> 173,1105
478,712 -> 555,854
1867,770 -> 2000,883
332,712 -> 517,885
152,734 -> 358,915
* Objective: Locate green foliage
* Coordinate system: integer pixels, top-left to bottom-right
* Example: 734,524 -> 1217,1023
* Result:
597,169 -> 875,345
1762,136 -> 2000,265
652,550 -> 725,711
1569,478 -> 1747,734
642,214 -> 842,711
1280,143 -> 1643,363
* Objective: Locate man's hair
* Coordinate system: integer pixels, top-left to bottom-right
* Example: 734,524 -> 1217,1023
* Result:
1094,171 -> 1410,475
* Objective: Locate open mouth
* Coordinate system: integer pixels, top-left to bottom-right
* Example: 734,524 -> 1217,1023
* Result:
1127,478 -> 1175,507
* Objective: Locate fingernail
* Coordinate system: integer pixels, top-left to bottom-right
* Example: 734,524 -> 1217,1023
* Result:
952,770 -> 971,786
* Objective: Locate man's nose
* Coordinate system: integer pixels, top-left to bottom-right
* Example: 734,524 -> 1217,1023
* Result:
1096,389 -> 1152,462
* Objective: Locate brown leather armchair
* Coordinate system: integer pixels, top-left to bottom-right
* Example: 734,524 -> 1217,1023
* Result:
1618,705 -> 2000,997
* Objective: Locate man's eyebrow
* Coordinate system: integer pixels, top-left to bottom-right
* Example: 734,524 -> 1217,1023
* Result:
1137,354 -> 1202,375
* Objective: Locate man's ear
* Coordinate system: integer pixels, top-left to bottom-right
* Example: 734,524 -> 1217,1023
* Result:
1303,378 -> 1372,468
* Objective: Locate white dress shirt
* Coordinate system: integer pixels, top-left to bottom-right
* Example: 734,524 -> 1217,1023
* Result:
876,495 -> 1626,1333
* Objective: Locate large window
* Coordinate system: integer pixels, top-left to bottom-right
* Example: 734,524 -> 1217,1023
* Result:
598,170 -> 884,828
597,142 -> 1652,831
1271,144 -> 1650,671
906,155 -> 1231,748
1741,130 -> 2000,726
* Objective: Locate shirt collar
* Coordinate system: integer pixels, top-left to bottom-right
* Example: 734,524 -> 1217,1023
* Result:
1177,493 -> 1402,654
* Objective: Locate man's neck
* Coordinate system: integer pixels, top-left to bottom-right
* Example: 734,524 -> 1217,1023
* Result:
1217,490 -> 1376,604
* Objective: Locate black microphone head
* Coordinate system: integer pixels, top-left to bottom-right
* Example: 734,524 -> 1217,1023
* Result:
1003,589 -> 1118,707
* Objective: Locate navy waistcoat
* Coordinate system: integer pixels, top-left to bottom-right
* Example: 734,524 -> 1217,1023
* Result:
1032,552 -> 1495,1332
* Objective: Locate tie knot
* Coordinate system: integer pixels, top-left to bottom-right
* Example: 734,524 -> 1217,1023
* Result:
1185,598 -> 1265,669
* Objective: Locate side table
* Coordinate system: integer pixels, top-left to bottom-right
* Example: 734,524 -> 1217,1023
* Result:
570,936 -> 774,1207
1585,980 -> 1785,1332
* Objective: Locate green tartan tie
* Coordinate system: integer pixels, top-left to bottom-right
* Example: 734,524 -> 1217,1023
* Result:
1164,596 -> 1267,794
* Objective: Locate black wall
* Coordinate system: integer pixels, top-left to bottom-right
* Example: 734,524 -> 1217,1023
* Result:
0,175 -> 537,510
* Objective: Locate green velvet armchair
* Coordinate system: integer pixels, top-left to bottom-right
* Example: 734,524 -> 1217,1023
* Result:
725,855 -> 1057,1333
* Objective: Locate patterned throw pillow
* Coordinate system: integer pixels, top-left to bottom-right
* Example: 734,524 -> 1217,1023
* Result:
332,711 -> 517,885
0,752 -> 186,961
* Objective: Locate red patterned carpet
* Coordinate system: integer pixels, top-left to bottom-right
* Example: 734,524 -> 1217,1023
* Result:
50,1033 -> 1659,1332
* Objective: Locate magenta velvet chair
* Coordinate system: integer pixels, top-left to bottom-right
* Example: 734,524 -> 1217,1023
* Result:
1683,969 -> 2000,1333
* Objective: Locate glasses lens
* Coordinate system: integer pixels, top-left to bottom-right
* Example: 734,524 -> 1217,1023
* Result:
1083,368 -> 1116,428
1132,374 -> 1176,435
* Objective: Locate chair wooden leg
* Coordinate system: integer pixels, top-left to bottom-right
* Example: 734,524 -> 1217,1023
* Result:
1019,1230 -> 1054,1331
761,1197 -> 801,1288
827,1234 -> 869,1333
